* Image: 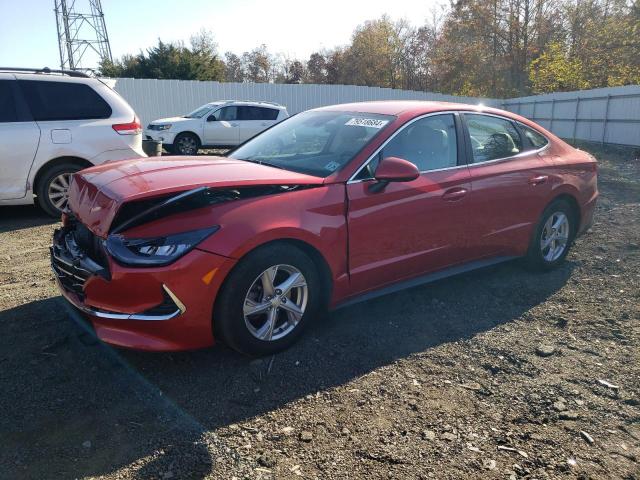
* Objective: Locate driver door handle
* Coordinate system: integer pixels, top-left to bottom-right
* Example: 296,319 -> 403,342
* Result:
528,175 -> 548,186
442,187 -> 468,201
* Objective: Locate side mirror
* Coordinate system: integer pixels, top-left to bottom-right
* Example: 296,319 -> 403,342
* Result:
207,115 -> 217,122
369,156 -> 419,192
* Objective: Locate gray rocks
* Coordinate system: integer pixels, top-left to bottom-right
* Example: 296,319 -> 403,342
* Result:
536,344 -> 556,357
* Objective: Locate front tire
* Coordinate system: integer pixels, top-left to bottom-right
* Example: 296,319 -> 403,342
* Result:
36,163 -> 83,217
214,244 -> 322,356
173,132 -> 200,155
525,199 -> 575,271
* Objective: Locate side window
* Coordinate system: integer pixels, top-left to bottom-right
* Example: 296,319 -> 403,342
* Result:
379,114 -> 458,172
237,106 -> 278,121
0,81 -> 18,123
261,108 -> 280,120
466,114 -> 522,162
18,80 -> 111,121
217,106 -> 238,121
520,124 -> 549,149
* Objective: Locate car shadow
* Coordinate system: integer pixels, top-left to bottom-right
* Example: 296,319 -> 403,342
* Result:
0,259 -> 575,479
0,205 -> 57,233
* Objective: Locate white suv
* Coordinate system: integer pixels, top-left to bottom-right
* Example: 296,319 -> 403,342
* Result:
0,68 -> 145,216
144,101 -> 289,155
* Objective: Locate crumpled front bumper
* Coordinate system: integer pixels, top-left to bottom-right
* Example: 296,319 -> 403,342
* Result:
50,224 -> 236,351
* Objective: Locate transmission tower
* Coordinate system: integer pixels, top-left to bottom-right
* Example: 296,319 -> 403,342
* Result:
54,0 -> 113,70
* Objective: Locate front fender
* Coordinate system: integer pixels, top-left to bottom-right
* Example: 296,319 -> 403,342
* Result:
197,184 -> 348,285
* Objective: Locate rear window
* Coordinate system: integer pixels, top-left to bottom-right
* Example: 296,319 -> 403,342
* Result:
19,80 -> 112,121
0,80 -> 18,122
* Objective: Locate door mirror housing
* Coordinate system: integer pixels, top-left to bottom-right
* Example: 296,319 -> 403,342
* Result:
207,115 -> 217,122
369,156 -> 419,192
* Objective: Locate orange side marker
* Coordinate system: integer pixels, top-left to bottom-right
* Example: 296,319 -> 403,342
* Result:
202,268 -> 218,285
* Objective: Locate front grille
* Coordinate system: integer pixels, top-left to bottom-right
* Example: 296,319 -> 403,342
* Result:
51,222 -> 110,300
51,251 -> 92,299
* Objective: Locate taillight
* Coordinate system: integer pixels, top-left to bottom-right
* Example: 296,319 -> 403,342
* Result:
112,116 -> 142,135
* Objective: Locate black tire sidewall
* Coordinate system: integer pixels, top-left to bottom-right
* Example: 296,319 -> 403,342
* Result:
36,163 -> 82,217
214,244 -> 321,357
527,200 -> 575,271
174,133 -> 199,155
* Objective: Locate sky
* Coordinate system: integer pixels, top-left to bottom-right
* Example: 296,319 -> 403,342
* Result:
0,0 -> 444,70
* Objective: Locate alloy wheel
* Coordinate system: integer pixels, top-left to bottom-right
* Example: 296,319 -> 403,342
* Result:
47,173 -> 72,211
243,264 -> 308,341
540,212 -> 570,262
177,136 -> 197,155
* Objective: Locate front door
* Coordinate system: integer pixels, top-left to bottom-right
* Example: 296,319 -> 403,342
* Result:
203,106 -> 240,146
346,113 -> 472,295
0,79 -> 40,200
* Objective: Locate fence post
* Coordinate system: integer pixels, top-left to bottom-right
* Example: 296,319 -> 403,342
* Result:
572,97 -> 581,144
532,99 -> 537,121
549,98 -> 555,133
602,94 -> 611,145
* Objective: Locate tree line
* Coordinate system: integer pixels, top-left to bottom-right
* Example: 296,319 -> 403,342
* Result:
100,0 -> 640,97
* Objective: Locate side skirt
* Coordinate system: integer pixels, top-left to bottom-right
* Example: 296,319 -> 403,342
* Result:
334,256 -> 517,310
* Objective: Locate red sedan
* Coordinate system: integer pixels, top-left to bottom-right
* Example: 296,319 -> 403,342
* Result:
51,101 -> 598,355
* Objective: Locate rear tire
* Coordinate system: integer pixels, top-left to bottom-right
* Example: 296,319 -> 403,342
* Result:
214,244 -> 322,357
525,199 -> 576,271
173,132 -> 200,155
36,163 -> 83,217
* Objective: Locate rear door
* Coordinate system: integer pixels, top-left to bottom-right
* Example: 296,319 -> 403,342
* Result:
346,113 -> 472,295
462,113 -> 555,258
0,77 -> 40,200
238,106 -> 280,141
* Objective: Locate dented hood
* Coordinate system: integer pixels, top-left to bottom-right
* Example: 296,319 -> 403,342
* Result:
68,155 -> 324,237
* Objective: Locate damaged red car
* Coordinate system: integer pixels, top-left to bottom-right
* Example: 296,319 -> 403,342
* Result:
51,101 -> 598,355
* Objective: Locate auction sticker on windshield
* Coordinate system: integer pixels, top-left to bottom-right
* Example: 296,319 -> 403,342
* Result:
345,118 -> 389,129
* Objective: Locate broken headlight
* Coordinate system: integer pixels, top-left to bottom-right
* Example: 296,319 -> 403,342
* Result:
105,226 -> 219,267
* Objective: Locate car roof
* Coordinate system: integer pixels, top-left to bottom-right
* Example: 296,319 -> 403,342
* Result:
313,100 -> 517,119
207,100 -> 286,109
5,71 -> 100,85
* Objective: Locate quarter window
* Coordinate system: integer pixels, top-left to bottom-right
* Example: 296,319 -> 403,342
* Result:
521,124 -> 549,149
466,114 -> 522,162
0,81 -> 18,123
18,80 -> 112,121
377,114 -> 458,172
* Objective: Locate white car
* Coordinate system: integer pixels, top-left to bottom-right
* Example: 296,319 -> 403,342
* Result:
144,101 -> 289,155
0,68 -> 145,216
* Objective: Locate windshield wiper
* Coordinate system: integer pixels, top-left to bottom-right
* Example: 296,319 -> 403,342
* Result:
238,157 -> 288,171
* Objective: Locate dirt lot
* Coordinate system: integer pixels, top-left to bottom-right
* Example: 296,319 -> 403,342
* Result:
1,144 -> 639,480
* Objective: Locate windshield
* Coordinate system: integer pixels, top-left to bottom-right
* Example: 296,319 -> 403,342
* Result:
229,111 -> 395,177
184,104 -> 218,118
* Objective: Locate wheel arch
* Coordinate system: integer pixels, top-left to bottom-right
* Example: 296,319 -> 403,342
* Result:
33,156 -> 93,194
216,237 -> 334,311
174,130 -> 203,146
549,192 -> 582,234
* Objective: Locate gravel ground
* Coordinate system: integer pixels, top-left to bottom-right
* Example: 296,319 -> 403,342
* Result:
0,144 -> 638,479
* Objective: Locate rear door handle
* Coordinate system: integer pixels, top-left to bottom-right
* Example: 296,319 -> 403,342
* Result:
442,187 -> 468,201
528,175 -> 548,186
